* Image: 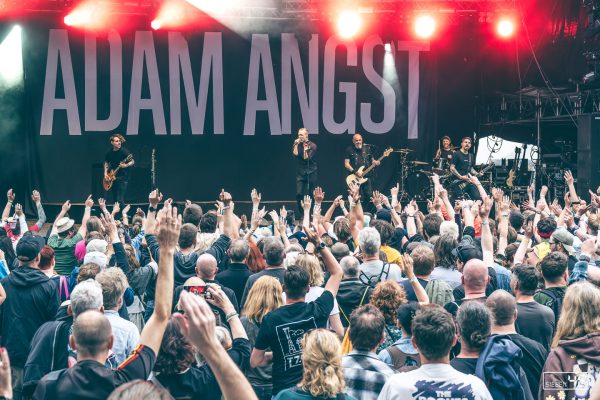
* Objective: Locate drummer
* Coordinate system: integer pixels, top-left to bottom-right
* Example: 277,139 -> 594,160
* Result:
435,136 -> 454,163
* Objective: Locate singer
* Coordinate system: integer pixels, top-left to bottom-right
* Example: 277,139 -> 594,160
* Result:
292,127 -> 318,216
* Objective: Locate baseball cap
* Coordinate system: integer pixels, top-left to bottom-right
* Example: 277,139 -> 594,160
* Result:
451,244 -> 482,263
16,235 -> 46,262
550,228 -> 576,256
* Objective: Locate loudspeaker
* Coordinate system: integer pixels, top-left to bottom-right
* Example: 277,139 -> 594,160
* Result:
91,164 -> 151,204
577,114 -> 600,196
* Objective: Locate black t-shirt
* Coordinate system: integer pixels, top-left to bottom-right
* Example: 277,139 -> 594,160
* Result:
254,290 -> 335,394
295,141 -> 317,173
440,148 -> 454,161
105,147 -> 132,181
444,297 -> 487,318
345,145 -> 375,171
399,278 -> 428,302
450,357 -> 478,375
451,150 -> 474,176
155,338 -> 251,400
33,344 -> 155,400
515,301 -> 555,350
506,333 -> 548,398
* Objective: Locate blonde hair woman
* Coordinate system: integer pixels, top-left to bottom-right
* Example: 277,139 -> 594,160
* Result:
295,253 -> 345,338
541,282 -> 600,400
274,329 -> 356,399
241,276 -> 284,400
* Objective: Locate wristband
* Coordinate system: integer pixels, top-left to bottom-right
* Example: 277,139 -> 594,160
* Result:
481,219 -> 489,226
571,201 -> 581,205
148,206 -> 157,213
409,276 -> 418,283
226,311 -> 239,322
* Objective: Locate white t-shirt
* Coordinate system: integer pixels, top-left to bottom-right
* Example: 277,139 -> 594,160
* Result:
360,260 -> 403,285
305,286 -> 340,316
378,363 -> 492,400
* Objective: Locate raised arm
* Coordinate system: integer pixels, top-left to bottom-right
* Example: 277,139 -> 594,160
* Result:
2,189 -> 14,222
220,190 -> 239,240
304,225 -> 342,296
139,204 -> 180,355
14,204 -> 28,235
323,195 -> 342,228
479,196 -> 495,266
348,183 -> 364,241
302,195 -> 311,229
564,170 -> 580,204
405,201 -> 418,238
50,201 -> 72,236
207,284 -> 248,340
402,253 -> 429,305
497,196 -> 510,256
514,220 -> 534,265
176,292 -> 258,400
77,195 -> 94,237
101,213 -> 131,276
31,191 -> 47,230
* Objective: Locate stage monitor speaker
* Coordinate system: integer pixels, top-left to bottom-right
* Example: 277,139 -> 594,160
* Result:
577,115 -> 600,196
91,165 -> 151,204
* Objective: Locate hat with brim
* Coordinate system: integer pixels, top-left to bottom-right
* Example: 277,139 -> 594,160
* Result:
16,235 -> 46,262
550,229 -> 576,256
56,217 -> 75,234
451,244 -> 481,263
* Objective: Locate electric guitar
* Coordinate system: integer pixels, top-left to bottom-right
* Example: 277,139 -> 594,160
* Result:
451,162 -> 495,191
103,154 -> 133,191
506,145 -> 526,189
346,148 -> 394,188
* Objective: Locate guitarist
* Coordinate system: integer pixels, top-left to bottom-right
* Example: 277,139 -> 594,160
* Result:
344,133 -> 380,209
104,134 -> 134,208
449,136 -> 482,201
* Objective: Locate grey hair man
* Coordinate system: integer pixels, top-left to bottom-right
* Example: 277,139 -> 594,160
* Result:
240,237 -> 287,307
23,279 -> 105,396
357,227 -> 403,286
337,256 -> 373,328
96,268 -> 140,366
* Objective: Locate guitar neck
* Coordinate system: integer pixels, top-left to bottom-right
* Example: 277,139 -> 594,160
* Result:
361,153 -> 389,175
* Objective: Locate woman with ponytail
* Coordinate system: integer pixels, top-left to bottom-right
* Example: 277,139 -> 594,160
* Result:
274,329 -> 356,399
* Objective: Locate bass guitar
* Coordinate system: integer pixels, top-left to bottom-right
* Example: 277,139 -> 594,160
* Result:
506,145 -> 526,189
103,154 -> 133,191
346,148 -> 394,188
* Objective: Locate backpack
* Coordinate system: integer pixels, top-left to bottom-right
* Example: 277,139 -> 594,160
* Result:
359,263 -> 390,288
386,346 -> 420,372
425,279 -> 455,306
339,287 -> 370,355
537,288 -> 563,325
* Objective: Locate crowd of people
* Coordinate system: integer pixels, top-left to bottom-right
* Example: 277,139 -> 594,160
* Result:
1,170 -> 600,400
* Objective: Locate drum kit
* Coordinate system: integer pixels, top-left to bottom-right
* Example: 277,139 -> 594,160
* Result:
395,147 -> 493,201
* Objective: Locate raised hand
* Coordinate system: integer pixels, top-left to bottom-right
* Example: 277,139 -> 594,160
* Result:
135,207 -> 145,218
6,189 -> 14,203
98,198 -> 107,211
206,283 -> 236,315
219,190 -> 232,206
100,212 -> 118,240
479,196 -> 493,219
112,202 -> 121,215
174,291 -> 219,351
332,195 -> 343,208
313,187 -> 325,204
31,190 -> 41,204
381,193 -> 391,209
14,203 -> 23,217
122,204 -> 131,215
280,205 -> 287,219
564,170 -> 574,186
492,187 -> 502,202
371,191 -> 382,208
402,253 -> 415,279
303,224 -> 321,246
524,220 -> 534,239
581,238 -> 597,257
268,210 -> 279,225
301,195 -> 312,211
348,182 -> 360,203
500,196 -> 510,214
149,189 -> 163,209
251,189 -> 261,207
61,200 -> 72,213
83,195 -> 93,208
156,204 -> 182,250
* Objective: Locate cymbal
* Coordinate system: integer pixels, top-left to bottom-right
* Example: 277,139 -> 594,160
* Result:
393,148 -> 413,153
432,168 -> 447,175
411,161 -> 429,165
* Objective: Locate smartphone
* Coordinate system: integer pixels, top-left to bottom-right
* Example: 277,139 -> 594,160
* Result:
184,285 -> 212,299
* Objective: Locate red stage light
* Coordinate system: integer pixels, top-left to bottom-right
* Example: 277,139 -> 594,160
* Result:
336,10 -> 362,39
414,15 -> 436,39
63,2 -> 110,29
152,1 -> 187,30
496,18 -> 515,38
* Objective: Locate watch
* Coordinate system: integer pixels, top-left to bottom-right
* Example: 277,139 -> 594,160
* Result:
148,206 -> 157,212
315,242 -> 326,252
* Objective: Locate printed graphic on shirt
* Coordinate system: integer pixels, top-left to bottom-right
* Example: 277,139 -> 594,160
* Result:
275,318 -> 317,371
412,380 -> 477,400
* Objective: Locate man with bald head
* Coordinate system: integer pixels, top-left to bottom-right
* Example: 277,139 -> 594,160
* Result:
444,259 -> 489,317
345,133 -> 380,208
486,290 -> 548,397
34,204 -> 181,400
195,253 -> 239,312
216,239 -> 251,302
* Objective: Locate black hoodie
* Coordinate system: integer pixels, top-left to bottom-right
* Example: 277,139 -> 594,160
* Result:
0,266 -> 60,367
